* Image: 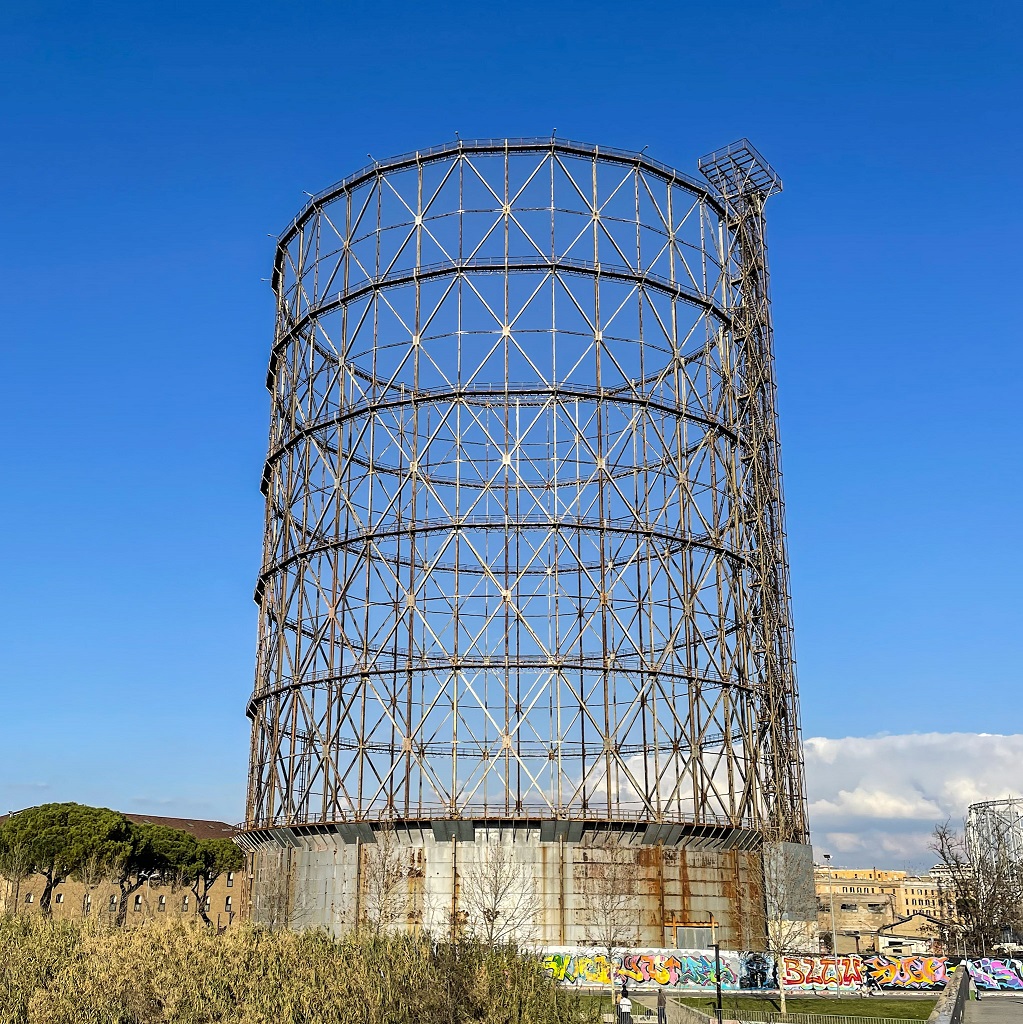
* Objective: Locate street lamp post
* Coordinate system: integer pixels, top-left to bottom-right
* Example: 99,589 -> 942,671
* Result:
823,854 -> 839,964
712,942 -> 723,1024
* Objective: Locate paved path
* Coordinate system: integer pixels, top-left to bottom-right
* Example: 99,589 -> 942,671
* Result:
965,992 -> 1023,1022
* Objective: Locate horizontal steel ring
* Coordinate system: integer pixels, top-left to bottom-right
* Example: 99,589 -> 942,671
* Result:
254,518 -> 746,601
267,256 -> 731,385
261,385 -> 736,486
274,136 -> 723,255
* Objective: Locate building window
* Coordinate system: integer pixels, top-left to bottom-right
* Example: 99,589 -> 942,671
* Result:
226,872 -> 234,888
24,893 -> 33,904
668,925 -> 713,948
109,895 -> 117,911
182,895 -> 189,912
840,903 -> 857,911
84,895 -> 92,914
203,897 -> 211,913
55,893 -> 64,904
225,896 -> 232,912
158,896 -> 166,912
134,895 -> 143,912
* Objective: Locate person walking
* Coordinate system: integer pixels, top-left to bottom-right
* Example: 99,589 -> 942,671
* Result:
657,987 -> 668,1024
617,983 -> 633,1024
969,972 -> 983,1001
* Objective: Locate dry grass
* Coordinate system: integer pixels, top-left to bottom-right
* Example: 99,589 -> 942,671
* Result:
0,916 -> 597,1024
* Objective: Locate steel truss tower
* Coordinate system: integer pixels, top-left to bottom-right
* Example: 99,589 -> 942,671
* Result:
241,138 -> 808,938
967,798 -> 1023,867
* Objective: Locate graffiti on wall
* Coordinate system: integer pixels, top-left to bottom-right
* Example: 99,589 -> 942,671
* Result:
862,955 -> 952,990
738,952 -> 773,990
780,955 -> 860,990
783,955 -> 955,992
541,949 -> 1020,992
541,949 -> 740,990
967,959 -> 1023,990
617,951 -> 739,988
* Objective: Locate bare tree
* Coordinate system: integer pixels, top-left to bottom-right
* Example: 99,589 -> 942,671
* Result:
752,840 -> 818,1013
252,847 -> 292,931
362,828 -> 410,935
75,850 -> 112,918
0,835 -> 33,916
580,833 -> 638,1013
460,841 -> 539,946
931,820 -> 1023,956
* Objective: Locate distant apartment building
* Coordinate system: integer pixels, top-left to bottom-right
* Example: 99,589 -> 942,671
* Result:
814,865 -> 956,954
0,813 -> 245,929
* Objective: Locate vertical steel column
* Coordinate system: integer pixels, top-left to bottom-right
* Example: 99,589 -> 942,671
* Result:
699,140 -> 808,843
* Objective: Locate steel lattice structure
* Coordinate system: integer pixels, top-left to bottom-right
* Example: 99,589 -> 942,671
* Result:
245,137 -> 808,846
967,797 -> 1023,867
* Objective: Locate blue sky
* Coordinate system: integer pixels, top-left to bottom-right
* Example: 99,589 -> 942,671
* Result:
1,1 -> 1020,859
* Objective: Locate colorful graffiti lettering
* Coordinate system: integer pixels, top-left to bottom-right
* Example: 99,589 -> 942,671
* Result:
968,959 -> 1023,991
781,956 -> 861,991
618,952 -> 738,987
541,949 -> 1021,993
541,952 -> 614,985
861,955 -> 950,990
541,949 -> 739,990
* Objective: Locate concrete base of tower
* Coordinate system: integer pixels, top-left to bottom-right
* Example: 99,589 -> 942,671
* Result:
236,821 -> 814,948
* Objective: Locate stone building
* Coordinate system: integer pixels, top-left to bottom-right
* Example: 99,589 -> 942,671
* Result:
877,912 -> 945,956
814,865 -> 956,953
0,813 -> 244,929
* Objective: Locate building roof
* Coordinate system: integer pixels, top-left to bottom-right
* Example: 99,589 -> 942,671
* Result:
121,813 -> 238,841
0,807 -> 238,842
879,912 -> 944,938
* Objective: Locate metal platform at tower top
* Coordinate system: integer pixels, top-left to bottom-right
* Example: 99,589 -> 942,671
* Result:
235,816 -> 761,853
699,138 -> 783,199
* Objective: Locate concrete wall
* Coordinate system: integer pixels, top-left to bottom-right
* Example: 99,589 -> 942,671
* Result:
246,825 -> 793,948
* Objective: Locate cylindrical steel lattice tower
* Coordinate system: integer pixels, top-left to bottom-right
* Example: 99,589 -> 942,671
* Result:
967,797 -> 1023,866
242,139 -> 808,937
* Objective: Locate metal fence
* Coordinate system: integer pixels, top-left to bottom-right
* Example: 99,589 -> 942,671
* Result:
668,1004 -> 717,1024
601,1003 -> 718,1024
726,1013 -> 920,1024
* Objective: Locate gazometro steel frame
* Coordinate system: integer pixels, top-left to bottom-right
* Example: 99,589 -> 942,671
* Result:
244,137 -> 808,847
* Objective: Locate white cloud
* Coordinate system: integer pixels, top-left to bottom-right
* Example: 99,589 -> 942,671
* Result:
811,786 -> 944,821
805,732 -> 1023,868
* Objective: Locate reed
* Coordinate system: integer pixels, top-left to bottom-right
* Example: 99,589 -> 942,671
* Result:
0,916 -> 596,1024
